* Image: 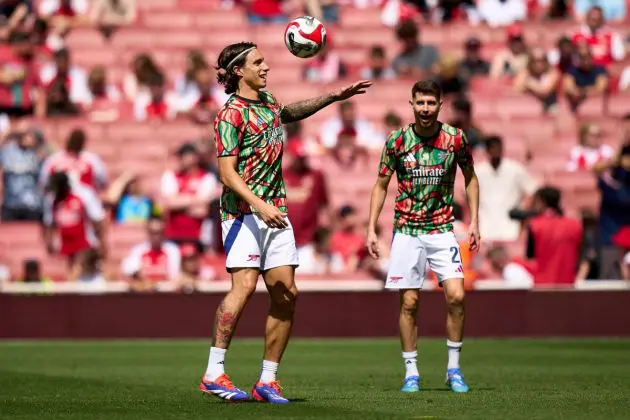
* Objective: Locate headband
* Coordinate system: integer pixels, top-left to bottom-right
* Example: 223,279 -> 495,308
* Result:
224,47 -> 256,71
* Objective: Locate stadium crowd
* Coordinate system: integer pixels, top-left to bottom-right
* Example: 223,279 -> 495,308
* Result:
0,0 -> 629,291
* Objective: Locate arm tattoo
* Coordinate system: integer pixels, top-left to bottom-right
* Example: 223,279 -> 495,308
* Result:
280,93 -> 337,123
212,301 -> 238,347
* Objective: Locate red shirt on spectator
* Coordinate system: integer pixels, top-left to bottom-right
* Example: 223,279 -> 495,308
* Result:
121,242 -> 181,282
284,167 -> 329,247
160,169 -> 216,242
572,25 -> 625,67
43,185 -> 105,256
249,0 -> 283,17
528,210 -> 583,285
40,150 -> 108,191
331,231 -> 365,264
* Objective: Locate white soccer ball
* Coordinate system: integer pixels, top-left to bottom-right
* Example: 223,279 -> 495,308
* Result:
284,16 -> 327,58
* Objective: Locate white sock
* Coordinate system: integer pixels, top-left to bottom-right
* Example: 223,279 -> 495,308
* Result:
204,347 -> 226,381
259,360 -> 279,383
447,340 -> 463,370
402,351 -> 419,378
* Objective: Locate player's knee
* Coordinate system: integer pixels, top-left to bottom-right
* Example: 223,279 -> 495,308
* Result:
446,288 -> 465,308
401,293 -> 418,313
270,283 -> 298,312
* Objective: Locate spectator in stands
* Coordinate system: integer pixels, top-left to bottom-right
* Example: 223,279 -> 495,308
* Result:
39,0 -> 89,39
330,205 -> 364,271
159,142 -> 218,249
0,32 -> 41,119
448,96 -> 484,149
174,49 -> 207,97
574,0 -> 626,23
89,0 -> 137,40
0,125 -> 46,221
563,47 -> 609,113
38,48 -> 90,116
360,45 -> 396,81
284,139 -> 331,249
432,53 -> 467,97
303,0 -> 339,24
567,122 -> 614,172
40,128 -> 108,192
179,242 -> 201,293
121,216 -> 182,293
526,186 -> 582,286
0,0 -> 32,42
105,171 -> 154,225
477,135 -> 538,242
70,248 -> 107,285
320,100 -> 382,150
572,6 -> 625,68
304,40 -> 347,84
477,0 -> 526,27
85,65 -> 121,122
383,110 -> 402,134
593,114 -> 630,279
547,36 -> 575,74
486,245 -> 534,287
490,24 -> 529,79
19,259 -> 52,283
43,171 -> 107,279
245,0 -> 288,24
297,227 -> 344,275
543,0 -> 570,20
576,208 -> 600,281
178,66 -> 229,125
612,226 -> 630,280
123,53 -> 160,101
514,47 -> 560,113
134,71 -> 178,122
392,20 -> 439,78
460,37 -> 490,81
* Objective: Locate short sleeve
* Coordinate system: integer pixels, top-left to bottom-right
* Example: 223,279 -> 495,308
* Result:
121,244 -> 144,276
160,171 -> 178,197
456,131 -> 474,172
215,108 -> 245,157
164,243 -> 182,282
378,133 -> 397,177
197,173 -> 218,198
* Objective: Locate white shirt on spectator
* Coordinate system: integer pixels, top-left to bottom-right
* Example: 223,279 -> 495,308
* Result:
477,158 -> 538,242
177,87 -> 229,113
297,245 -> 345,275
40,64 -> 91,106
566,144 -> 615,172
503,261 -> 534,288
319,118 -> 383,150
39,0 -> 89,16
121,241 -> 182,281
620,66 -> 630,91
159,170 -> 217,199
133,91 -> 179,122
477,0 -> 526,27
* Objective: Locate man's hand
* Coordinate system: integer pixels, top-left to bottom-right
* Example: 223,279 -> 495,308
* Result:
365,229 -> 380,259
255,202 -> 288,229
468,223 -> 481,252
332,80 -> 373,101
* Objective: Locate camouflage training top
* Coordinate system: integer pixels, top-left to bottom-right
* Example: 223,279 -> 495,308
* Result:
378,122 -> 474,236
214,90 -> 286,221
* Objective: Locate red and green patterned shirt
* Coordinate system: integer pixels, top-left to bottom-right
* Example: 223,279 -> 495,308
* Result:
379,122 -> 474,235
214,91 -> 287,221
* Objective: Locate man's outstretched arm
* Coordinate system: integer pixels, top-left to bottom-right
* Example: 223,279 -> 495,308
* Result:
280,80 -> 372,123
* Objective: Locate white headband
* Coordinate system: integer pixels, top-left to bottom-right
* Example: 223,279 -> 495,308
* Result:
225,47 -> 256,71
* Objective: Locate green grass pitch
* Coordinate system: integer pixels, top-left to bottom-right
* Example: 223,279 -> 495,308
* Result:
1,338 -> 629,419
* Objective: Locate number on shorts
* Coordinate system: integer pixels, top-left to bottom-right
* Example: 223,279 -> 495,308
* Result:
450,246 -> 461,263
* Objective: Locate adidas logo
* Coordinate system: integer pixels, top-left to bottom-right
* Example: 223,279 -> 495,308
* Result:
217,361 -> 225,365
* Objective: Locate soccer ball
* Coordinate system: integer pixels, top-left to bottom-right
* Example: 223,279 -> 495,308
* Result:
284,16 -> 327,58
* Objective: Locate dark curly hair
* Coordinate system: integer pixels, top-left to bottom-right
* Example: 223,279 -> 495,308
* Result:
215,42 -> 257,95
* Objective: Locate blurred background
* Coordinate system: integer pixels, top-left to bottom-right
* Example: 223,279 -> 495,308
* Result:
0,0 -> 630,299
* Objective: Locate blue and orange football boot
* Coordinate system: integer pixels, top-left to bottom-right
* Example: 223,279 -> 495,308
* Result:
446,368 -> 470,393
252,381 -> 290,404
199,374 -> 249,402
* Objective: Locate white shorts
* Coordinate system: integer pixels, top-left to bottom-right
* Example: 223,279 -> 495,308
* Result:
385,231 -> 464,289
221,214 -> 299,271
